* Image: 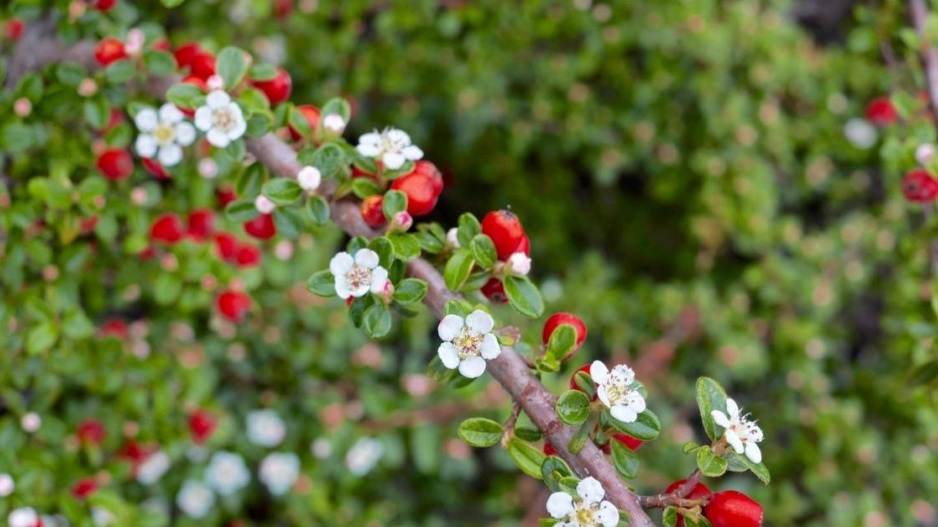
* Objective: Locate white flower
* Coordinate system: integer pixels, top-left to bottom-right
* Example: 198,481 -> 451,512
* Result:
355,128 -> 423,170
255,195 -> 276,214
843,118 -> 877,150
246,409 -> 286,447
194,91 -> 247,148
136,450 -> 171,485
0,474 -> 14,497
590,360 -> 646,424
311,438 -> 333,459
91,507 -> 116,527
329,249 -> 389,300
323,114 -> 346,133
198,158 -> 218,179
711,398 -> 764,464
8,507 -> 39,527
507,252 -> 531,276
346,437 -> 383,476
205,451 -> 250,496
446,228 -> 460,248
259,452 -> 300,496
545,477 -> 619,527
134,103 -> 196,166
917,143 -> 935,165
297,166 -> 321,191
176,479 -> 215,519
437,310 -> 501,379
21,412 -> 41,432
125,29 -> 145,55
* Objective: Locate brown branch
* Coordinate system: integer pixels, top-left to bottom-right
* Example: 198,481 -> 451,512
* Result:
638,469 -> 704,508
910,0 -> 938,131
6,24 -> 656,527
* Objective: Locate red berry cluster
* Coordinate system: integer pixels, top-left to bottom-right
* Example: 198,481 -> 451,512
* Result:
664,479 -> 763,527
359,160 -> 445,228
479,210 -> 530,303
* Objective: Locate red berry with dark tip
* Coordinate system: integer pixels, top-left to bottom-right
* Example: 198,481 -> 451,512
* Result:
174,42 -> 202,69
481,278 -> 508,304
236,244 -> 262,268
360,195 -> 386,227
96,148 -> 134,180
288,105 -> 320,140
252,67 -> 292,105
150,214 -> 185,244
865,97 -> 897,126
542,312 -> 588,351
243,213 -> 277,240
72,478 -> 98,500
76,419 -> 106,446
187,209 -> 214,241
217,290 -> 252,321
188,409 -> 217,444
481,210 -> 528,261
704,491 -> 763,527
94,37 -> 127,66
190,52 -> 216,80
902,169 -> 938,203
391,172 -> 439,216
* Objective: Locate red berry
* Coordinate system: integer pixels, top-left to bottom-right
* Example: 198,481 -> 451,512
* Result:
119,440 -> 152,464
214,232 -> 239,262
217,290 -> 252,321
190,52 -> 217,80
481,210 -> 528,261
411,160 -> 444,195
92,0 -> 117,11
71,478 -> 98,500
106,108 -> 124,130
235,244 -> 262,268
181,74 -> 208,91
543,442 -> 557,456
611,433 -> 643,451
273,0 -> 293,17
704,491 -> 763,527
99,319 -> 127,339
352,165 -> 378,180
360,195 -> 386,227
76,419 -> 106,446
516,233 -> 530,255
865,97 -> 898,126
542,312 -> 588,351
188,409 -> 217,444
481,278 -> 508,304
667,479 -> 714,527
96,148 -> 134,180
94,37 -> 127,66
174,43 -> 202,69
252,67 -> 292,105
80,215 -> 100,235
151,39 -> 171,52
903,169 -> 938,203
390,172 -> 439,216
4,19 -> 24,41
187,209 -> 214,241
243,213 -> 277,240
216,186 -> 237,208
150,213 -> 185,244
288,105 -> 320,140
142,158 -> 170,179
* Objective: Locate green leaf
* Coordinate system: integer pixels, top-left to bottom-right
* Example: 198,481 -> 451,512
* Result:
696,446 -> 728,477
225,198 -> 260,223
515,427 -> 543,442
443,249 -> 475,291
610,439 -> 641,479
307,195 -> 331,226
610,409 -> 660,441
470,234 -> 497,270
382,190 -> 408,220
368,237 -> 394,268
541,456 -> 573,491
547,324 -> 577,361
26,322 -> 58,354
248,63 -> 278,80
506,439 -> 546,480
393,279 -> 427,304
306,270 -> 336,297
573,371 -> 596,399
217,46 -> 248,89
662,507 -> 678,527
311,143 -> 346,178
444,299 -> 473,317
555,390 -> 591,426
734,452 -> 771,484
262,178 -> 304,205
62,309 -> 95,339
105,59 -> 136,84
388,233 -> 421,261
273,207 -> 306,238
362,303 -> 392,339
457,418 -> 503,448
351,178 -> 381,199
457,213 -> 481,247
320,97 -> 352,123
568,419 -> 591,454
237,163 -> 267,197
83,96 -> 110,130
166,82 -> 204,108
504,275 -> 544,318
289,106 -> 313,138
696,377 -> 728,442
143,50 -> 177,76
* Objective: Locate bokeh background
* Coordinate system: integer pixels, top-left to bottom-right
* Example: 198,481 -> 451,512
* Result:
3,0 -> 938,526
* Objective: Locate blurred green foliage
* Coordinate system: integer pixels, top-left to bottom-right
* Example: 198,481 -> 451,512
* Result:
2,0 -> 938,526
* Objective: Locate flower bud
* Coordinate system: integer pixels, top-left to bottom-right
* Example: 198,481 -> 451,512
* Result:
255,195 -> 276,214
447,227 -> 460,248
917,143 -> 935,165
507,251 -> 531,276
323,113 -> 347,134
13,98 -> 31,117
297,166 -> 322,191
391,211 -> 413,232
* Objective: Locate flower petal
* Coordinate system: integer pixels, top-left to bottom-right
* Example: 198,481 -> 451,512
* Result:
358,132 -> 381,145
382,152 -> 405,170
745,442 -> 762,464
480,334 -> 501,360
159,103 -> 184,124
134,108 -> 158,132
726,398 -> 739,418
330,252 -> 354,277
596,385 -> 612,409
711,410 -> 731,429
206,128 -> 230,148
194,107 -> 213,131
545,492 -> 575,519
438,315 -> 464,342
175,122 -> 196,146
370,266 -> 388,294
610,404 -> 637,424
227,106 -> 247,140
354,249 -> 380,269
206,90 -> 231,109
726,429 -> 744,454
577,476 -> 605,505
158,144 -> 183,166
598,501 -> 620,527
589,360 -> 609,385
626,392 -> 646,414
465,310 -> 494,335
402,145 -> 423,160
356,143 -> 380,157
438,342 -> 460,369
334,277 -> 353,300
135,134 -> 158,158
458,356 -> 486,378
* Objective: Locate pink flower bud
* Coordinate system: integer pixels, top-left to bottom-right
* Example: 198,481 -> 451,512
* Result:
13,98 -> 31,117
508,252 -> 532,276
917,143 -> 935,165
297,166 -> 321,190
323,114 -> 346,133
275,240 -> 294,261
78,78 -> 99,97
392,211 -> 413,232
447,228 -> 460,248
198,158 -> 218,179
207,75 -> 225,91
255,195 -> 276,214
125,29 -> 146,55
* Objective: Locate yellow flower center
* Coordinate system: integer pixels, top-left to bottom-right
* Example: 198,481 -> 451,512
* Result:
213,108 -> 237,132
345,265 -> 372,290
154,123 -> 175,145
453,326 -> 483,359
